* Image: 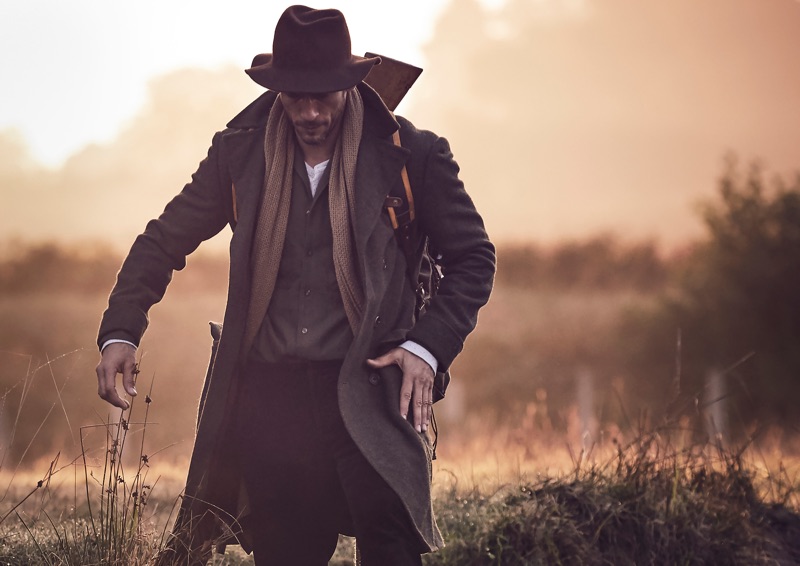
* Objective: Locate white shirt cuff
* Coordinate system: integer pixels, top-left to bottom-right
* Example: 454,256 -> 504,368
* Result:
399,341 -> 438,374
101,339 -> 137,353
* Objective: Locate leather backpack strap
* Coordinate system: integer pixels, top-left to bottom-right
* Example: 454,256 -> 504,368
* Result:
387,129 -> 415,229
386,128 -> 419,287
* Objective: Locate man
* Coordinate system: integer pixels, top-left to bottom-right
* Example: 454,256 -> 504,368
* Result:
95,5 -> 495,565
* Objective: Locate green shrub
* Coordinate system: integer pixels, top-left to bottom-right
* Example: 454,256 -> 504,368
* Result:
622,157 -> 800,431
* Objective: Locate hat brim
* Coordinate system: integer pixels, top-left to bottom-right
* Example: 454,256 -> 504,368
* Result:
246,54 -> 380,93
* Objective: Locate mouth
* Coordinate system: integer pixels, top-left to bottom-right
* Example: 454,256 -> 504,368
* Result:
297,122 -> 325,132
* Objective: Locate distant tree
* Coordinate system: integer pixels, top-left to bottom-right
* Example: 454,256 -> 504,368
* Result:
497,236 -> 667,292
0,243 -> 119,294
624,157 -> 800,431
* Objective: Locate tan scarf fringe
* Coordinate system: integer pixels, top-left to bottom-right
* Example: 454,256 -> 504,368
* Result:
242,89 -> 365,355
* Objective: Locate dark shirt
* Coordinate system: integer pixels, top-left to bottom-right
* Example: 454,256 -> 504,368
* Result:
250,149 -> 352,363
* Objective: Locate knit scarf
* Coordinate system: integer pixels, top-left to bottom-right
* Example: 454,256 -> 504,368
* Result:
242,88 -> 365,354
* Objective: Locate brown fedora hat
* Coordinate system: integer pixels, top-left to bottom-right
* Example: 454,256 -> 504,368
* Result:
246,5 -> 380,93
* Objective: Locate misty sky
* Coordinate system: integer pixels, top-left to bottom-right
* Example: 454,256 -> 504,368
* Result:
2,0 -> 799,250
0,0 -> 450,166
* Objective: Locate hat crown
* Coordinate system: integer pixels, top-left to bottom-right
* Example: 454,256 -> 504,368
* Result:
245,5 -> 379,93
272,6 -> 352,72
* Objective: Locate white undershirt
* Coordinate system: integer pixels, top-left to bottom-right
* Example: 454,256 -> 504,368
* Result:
305,159 -> 329,197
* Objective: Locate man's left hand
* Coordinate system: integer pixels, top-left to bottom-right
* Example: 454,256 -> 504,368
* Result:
367,348 -> 434,433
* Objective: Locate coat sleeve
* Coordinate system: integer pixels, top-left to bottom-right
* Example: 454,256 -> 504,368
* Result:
97,131 -> 231,349
403,131 -> 496,371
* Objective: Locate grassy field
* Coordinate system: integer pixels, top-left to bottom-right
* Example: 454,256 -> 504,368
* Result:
1,413 -> 798,564
2,247 -> 799,564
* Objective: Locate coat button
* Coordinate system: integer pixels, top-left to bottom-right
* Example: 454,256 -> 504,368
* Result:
382,258 -> 388,270
368,372 -> 380,385
374,315 -> 382,325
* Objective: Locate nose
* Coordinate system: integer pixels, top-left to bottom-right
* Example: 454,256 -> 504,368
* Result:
297,98 -> 320,121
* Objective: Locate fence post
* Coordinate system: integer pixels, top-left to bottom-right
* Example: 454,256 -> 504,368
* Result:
576,366 -> 596,450
704,368 -> 727,445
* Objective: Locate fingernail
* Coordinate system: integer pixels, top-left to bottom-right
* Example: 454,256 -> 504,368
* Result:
416,425 -> 422,433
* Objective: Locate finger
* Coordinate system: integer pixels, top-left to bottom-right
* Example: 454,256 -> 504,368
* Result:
422,384 -> 433,432
96,362 -> 129,410
412,380 -> 424,433
399,373 -> 414,420
122,359 -> 138,398
366,350 -> 400,369
418,382 -> 430,432
417,380 -> 434,433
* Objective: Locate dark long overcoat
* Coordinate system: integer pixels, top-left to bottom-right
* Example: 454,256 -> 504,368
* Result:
98,83 -> 495,560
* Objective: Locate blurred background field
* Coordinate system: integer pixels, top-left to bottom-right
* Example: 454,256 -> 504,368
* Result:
0,235 -> 714,475
2,159 -> 800,479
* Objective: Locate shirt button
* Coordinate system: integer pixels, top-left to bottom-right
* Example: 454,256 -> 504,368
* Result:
374,316 -> 382,326
368,373 -> 380,385
306,209 -> 311,215
305,289 -> 312,296
301,327 -> 308,334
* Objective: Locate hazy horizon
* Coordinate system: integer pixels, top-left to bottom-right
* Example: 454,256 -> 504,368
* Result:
2,0 -> 799,252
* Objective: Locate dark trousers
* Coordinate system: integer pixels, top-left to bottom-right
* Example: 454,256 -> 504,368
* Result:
233,359 -> 424,566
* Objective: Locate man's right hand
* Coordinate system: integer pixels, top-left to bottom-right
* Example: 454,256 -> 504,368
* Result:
96,342 -> 138,409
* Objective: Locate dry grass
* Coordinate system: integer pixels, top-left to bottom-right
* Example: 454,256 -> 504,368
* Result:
427,440 -> 800,565
2,415 -> 798,564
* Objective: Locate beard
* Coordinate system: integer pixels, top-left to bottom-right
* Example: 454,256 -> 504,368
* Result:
292,121 -> 331,146
290,104 -> 344,147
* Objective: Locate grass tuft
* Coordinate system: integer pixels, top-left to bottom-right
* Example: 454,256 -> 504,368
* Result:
0,360 -> 176,565
426,433 -> 800,565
